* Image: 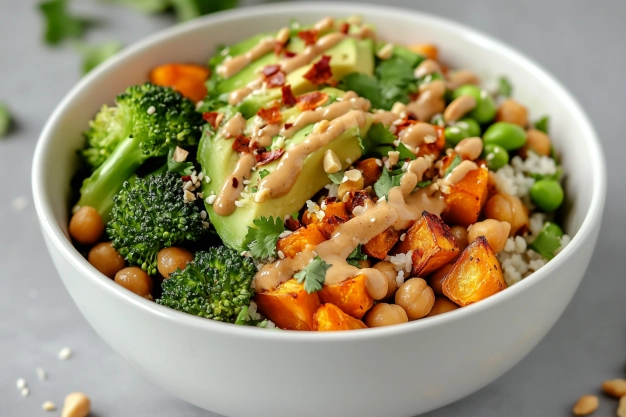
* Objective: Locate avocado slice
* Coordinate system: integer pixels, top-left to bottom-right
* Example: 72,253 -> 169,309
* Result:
198,92 -> 373,251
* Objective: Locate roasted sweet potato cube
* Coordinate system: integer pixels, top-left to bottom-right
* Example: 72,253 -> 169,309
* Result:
416,124 -> 445,159
318,274 -> 374,319
277,224 -> 326,259
363,227 -> 400,259
313,303 -> 368,331
394,212 -> 459,277
301,202 -> 349,237
355,158 -> 383,187
255,279 -> 321,331
442,167 -> 489,227
344,190 -> 372,215
442,236 -> 507,306
149,63 -> 209,102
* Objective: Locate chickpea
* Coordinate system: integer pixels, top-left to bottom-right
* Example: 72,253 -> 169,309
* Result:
69,206 -> 104,245
373,261 -> 398,299
425,296 -> 459,317
450,225 -> 469,252
521,128 -> 551,157
467,219 -> 511,253
483,193 -> 528,236
395,278 -> 435,320
114,267 -> 154,300
88,242 -> 126,278
495,98 -> 528,127
364,303 -> 408,327
358,259 -> 371,269
157,247 -> 194,278
429,263 -> 453,296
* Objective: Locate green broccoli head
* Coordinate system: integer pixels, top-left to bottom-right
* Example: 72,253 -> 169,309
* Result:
82,83 -> 203,169
158,246 -> 257,323
106,172 -> 207,275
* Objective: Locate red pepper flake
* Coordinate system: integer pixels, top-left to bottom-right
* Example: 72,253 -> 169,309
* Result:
266,71 -> 286,88
232,135 -> 251,153
202,112 -> 220,129
181,175 -> 191,182
284,50 -> 296,58
298,29 -> 318,46
232,178 -> 239,188
284,123 -> 294,130
339,22 -> 350,34
284,217 -> 301,231
262,65 -> 280,77
394,117 -> 418,134
303,55 -> 333,85
256,149 -> 285,166
257,104 -> 282,125
296,91 -> 329,111
281,85 -> 297,107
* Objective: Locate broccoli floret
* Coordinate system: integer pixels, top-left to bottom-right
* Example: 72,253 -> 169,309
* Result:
158,246 -> 256,323
107,172 -> 207,275
76,82 -> 203,220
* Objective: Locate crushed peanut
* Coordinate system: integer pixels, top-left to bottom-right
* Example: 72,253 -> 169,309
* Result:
602,379 -> 626,398
572,395 -> 599,416
61,392 -> 91,417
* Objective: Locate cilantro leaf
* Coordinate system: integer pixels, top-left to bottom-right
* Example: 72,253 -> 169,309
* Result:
166,147 -> 194,176
376,56 -> 417,106
100,0 -> 171,13
368,122 -> 396,146
534,115 -> 549,134
0,103 -> 12,138
170,0 -> 239,21
396,142 -> 416,161
346,245 -> 367,268
339,73 -> 386,109
416,180 -> 432,188
259,169 -> 270,179
528,222 -> 563,260
444,154 -> 462,177
328,171 -> 344,185
294,256 -> 330,293
235,304 -> 269,327
244,216 -> 285,259
498,76 -> 513,98
39,0 -> 88,45
374,167 -> 403,199
74,40 -> 123,74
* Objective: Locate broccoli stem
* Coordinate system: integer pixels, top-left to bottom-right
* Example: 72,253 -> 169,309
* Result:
75,135 -> 150,222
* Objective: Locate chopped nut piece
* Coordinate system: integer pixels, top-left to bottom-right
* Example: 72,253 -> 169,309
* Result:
377,43 -> 394,60
344,169 -> 362,182
42,401 -> 56,411
172,146 -> 189,163
61,392 -> 91,417
602,379 -> 626,398
58,347 -> 72,360
388,151 -> 400,166
572,395 -> 598,416
323,149 -> 342,174
618,396 -> 626,417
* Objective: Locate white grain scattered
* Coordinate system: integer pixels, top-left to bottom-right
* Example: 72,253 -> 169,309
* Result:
12,196 -> 28,212
147,105 -> 156,115
16,378 -> 26,390
42,401 -> 56,411
36,367 -> 47,381
58,347 -> 72,360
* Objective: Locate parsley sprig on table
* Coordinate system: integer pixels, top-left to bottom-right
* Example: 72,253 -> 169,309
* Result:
294,256 -> 331,293
244,216 -> 285,259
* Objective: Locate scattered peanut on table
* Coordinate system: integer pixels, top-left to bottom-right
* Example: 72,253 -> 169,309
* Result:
572,395 -> 598,416
61,392 -> 91,417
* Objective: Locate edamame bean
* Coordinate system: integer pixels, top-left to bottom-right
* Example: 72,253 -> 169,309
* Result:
530,179 -> 564,211
444,124 -> 470,145
458,117 -> 481,137
452,84 -> 496,123
483,122 -> 527,150
482,144 -> 509,170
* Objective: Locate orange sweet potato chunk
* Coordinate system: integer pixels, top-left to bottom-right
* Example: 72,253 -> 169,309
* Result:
318,274 -> 374,319
442,167 -> 489,227
255,279 -> 321,331
313,303 -> 368,331
149,63 -> 209,102
301,202 -> 350,237
277,224 -> 326,259
363,227 -> 400,260
394,212 -> 459,277
408,44 -> 438,61
442,236 -> 507,306
355,158 -> 383,187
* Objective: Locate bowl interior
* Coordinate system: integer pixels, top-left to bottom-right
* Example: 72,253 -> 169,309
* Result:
33,2 -> 605,331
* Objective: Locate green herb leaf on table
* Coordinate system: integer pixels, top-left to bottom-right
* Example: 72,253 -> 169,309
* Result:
0,103 -> 12,138
346,245 -> 367,268
444,154 -> 462,177
100,0 -> 171,14
74,41 -> 123,75
294,256 -> 331,293
534,115 -> 549,134
166,147 -> 194,176
39,0 -> 88,45
498,76 -> 513,98
374,167 -> 403,199
328,171 -> 344,185
396,142 -> 416,161
245,216 -> 285,259
170,0 -> 239,21
528,222 -> 563,260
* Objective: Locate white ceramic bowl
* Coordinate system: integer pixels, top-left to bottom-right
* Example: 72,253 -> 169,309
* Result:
32,3 -> 606,417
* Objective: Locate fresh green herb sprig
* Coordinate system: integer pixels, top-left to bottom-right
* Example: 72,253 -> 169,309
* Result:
244,216 -> 285,259
294,256 -> 331,293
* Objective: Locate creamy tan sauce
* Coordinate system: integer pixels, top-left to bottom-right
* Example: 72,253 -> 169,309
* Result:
220,112 -> 246,138
217,37 -> 275,79
439,160 -> 479,188
228,78 -> 263,106
213,153 -> 256,216
252,123 -> 281,148
258,109 -> 368,198
414,59 -> 442,79
446,69 -> 480,91
280,32 -> 347,74
371,110 -> 400,126
399,122 -> 437,149
282,92 -> 369,138
454,137 -> 483,161
407,79 -> 446,122
314,16 -> 335,32
255,249 -> 315,292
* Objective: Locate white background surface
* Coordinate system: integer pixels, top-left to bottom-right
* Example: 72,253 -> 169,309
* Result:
1,0 -> 624,416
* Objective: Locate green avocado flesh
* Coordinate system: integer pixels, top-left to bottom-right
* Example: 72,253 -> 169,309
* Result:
199,101 -> 372,251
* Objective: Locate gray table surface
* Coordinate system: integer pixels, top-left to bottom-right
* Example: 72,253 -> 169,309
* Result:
1,0 -> 625,415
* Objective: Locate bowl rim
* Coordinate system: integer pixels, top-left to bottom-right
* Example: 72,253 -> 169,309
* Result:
32,1 -> 606,342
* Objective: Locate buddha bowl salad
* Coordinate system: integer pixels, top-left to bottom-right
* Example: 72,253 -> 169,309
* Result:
68,16 -> 569,331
